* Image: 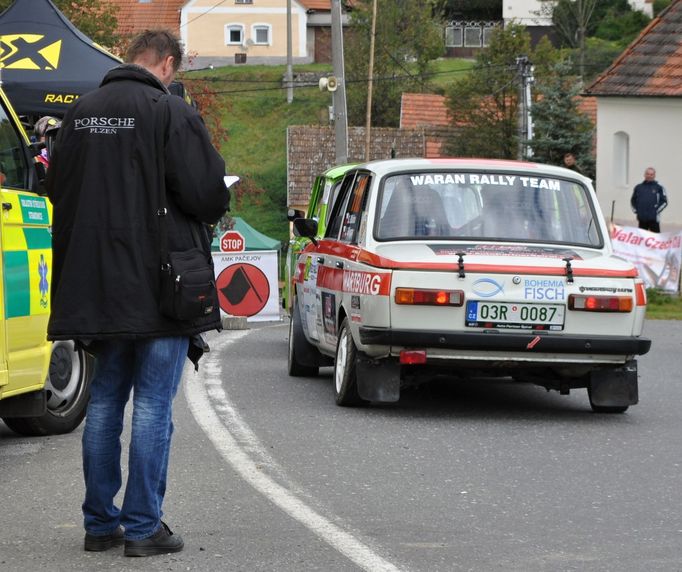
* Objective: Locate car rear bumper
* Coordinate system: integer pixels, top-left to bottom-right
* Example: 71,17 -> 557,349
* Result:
358,327 -> 652,356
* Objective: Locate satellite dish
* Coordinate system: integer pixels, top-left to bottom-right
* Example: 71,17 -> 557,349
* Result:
242,38 -> 255,51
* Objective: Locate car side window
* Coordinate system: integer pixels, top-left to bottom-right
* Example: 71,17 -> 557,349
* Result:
0,103 -> 28,189
339,173 -> 371,244
325,173 -> 356,239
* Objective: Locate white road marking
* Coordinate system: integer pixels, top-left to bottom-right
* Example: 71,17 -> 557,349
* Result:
184,329 -> 402,572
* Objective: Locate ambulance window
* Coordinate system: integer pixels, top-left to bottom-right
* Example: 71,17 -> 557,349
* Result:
0,104 -> 28,189
339,173 -> 371,244
325,173 -> 356,240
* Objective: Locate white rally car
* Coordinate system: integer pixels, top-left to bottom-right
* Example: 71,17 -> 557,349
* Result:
288,158 -> 651,413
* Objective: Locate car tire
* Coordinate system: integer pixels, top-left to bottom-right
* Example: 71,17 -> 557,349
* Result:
3,341 -> 93,436
587,386 -> 629,414
288,302 -> 319,377
334,318 -> 364,407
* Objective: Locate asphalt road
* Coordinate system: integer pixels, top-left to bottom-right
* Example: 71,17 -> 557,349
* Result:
1,319 -> 681,572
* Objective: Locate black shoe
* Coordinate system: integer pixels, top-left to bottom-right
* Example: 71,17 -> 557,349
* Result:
84,526 -> 125,552
124,521 -> 184,557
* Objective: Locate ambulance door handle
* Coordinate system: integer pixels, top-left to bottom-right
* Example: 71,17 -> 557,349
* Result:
2,202 -> 11,211
335,261 -> 344,269
317,256 -> 325,265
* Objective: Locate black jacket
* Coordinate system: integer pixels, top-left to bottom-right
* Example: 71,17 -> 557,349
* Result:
46,64 -> 229,340
631,180 -> 668,223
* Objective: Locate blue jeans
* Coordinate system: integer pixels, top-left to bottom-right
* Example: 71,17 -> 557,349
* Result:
81,336 -> 189,540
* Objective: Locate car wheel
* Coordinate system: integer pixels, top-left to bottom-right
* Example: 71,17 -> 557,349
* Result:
587,386 -> 629,414
334,318 -> 364,407
288,303 -> 319,377
3,341 -> 94,436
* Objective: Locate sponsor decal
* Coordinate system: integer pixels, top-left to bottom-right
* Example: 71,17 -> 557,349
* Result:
45,93 -> 78,104
351,295 -> 361,309
322,292 -> 337,340
472,277 -> 504,298
0,34 -> 62,70
38,254 -> 49,309
342,270 -> 388,295
350,313 -> 362,323
579,286 -> 633,294
523,278 -> 565,301
428,244 -> 582,259
410,173 -> 561,191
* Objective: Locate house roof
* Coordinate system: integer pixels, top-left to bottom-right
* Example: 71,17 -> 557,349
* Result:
107,0 -> 184,37
400,92 -> 597,129
299,0 -> 331,9
400,93 -> 452,128
585,0 -> 682,97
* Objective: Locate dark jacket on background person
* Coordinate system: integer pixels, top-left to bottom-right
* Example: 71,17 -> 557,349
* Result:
631,179 -> 668,224
46,64 -> 229,341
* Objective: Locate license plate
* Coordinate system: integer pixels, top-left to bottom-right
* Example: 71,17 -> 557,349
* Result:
466,300 -> 565,331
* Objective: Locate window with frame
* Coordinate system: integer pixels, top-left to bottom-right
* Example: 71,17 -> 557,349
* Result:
339,174 -> 371,244
0,104 -> 28,189
252,24 -> 271,45
325,173 -> 357,240
225,24 -> 244,45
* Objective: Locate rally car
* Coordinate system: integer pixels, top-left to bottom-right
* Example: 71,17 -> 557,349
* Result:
287,158 -> 651,413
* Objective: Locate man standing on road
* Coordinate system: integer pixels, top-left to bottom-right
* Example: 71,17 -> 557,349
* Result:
46,30 -> 229,557
631,167 -> 668,232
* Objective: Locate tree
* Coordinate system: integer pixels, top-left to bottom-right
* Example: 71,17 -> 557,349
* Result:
0,0 -> 120,48
344,0 -> 444,127
528,61 -> 595,178
444,24 -> 532,159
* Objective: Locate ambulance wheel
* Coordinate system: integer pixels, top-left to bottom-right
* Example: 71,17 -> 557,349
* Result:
334,318 -> 364,407
288,303 -> 319,377
3,341 -> 93,436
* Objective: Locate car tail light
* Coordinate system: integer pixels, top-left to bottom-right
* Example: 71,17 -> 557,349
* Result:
395,288 -> 464,306
635,282 -> 647,306
400,350 -> 427,365
568,294 -> 633,312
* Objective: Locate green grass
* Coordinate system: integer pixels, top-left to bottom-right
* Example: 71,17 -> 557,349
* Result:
645,289 -> 682,320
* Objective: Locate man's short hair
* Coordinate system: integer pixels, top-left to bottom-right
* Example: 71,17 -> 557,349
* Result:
125,30 -> 183,72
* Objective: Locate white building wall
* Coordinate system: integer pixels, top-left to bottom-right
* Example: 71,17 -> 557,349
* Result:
503,0 -> 552,26
595,97 -> 682,230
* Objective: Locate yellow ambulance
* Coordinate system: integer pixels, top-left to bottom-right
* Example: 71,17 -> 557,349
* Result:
0,88 -> 92,436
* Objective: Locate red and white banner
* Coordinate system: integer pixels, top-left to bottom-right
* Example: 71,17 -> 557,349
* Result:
610,224 -> 682,293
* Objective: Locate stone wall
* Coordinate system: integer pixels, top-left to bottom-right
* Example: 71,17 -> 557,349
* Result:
287,126 -> 425,209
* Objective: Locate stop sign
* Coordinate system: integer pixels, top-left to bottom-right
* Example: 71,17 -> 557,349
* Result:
220,230 -> 245,252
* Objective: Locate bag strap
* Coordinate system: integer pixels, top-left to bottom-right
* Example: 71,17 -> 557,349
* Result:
155,94 -> 170,272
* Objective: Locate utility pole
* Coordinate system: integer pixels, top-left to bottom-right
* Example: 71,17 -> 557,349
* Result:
286,0 -> 293,103
516,56 -> 534,160
331,0 -> 348,164
364,0 -> 378,161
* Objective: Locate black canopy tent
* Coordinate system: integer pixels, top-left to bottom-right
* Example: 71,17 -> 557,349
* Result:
0,0 -> 120,118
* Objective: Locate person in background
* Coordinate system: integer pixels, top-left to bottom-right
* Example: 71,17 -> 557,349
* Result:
631,167 -> 668,233
46,30 -> 229,557
562,152 -> 582,174
33,115 -> 61,168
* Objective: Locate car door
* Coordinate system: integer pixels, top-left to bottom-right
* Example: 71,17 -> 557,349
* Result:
315,171 -> 373,353
0,98 -> 52,396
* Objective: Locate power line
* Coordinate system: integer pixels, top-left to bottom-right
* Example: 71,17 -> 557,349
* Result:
180,0 -> 230,30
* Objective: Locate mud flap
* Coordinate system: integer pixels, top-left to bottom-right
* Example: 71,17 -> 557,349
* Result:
0,389 -> 47,418
291,304 -> 333,367
589,360 -> 639,407
356,354 -> 400,402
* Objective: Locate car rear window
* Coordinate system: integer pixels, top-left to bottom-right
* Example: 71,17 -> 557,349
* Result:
375,171 -> 601,247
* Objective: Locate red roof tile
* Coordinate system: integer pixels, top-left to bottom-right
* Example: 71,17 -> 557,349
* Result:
400,93 -> 451,128
585,0 -> 682,96
107,0 -> 184,37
